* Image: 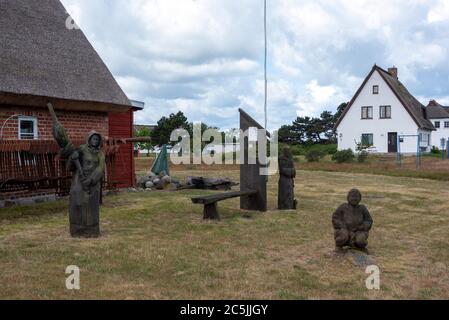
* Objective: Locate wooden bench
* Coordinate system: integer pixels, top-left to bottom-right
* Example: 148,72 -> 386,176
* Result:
191,190 -> 258,220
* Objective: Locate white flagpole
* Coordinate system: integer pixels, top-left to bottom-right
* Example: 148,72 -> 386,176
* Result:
264,0 -> 268,131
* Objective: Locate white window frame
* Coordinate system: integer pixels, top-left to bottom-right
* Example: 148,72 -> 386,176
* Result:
419,133 -> 430,146
361,133 -> 374,146
379,105 -> 391,119
18,116 -> 38,140
445,121 -> 449,129
361,106 -> 373,119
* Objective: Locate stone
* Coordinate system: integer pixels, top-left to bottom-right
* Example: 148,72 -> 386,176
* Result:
332,189 -> 373,250
278,147 -> 297,210
145,181 -> 154,189
335,248 -> 376,267
161,175 -> 172,184
137,176 -> 151,188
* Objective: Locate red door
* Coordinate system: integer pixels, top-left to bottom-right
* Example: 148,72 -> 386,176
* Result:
108,109 -> 135,187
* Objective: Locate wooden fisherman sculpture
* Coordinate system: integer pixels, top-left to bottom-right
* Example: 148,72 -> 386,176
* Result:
332,189 -> 373,250
278,147 -> 297,210
48,103 -> 105,238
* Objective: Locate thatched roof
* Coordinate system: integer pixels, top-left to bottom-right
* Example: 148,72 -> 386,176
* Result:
335,65 -> 435,131
376,66 -> 434,130
426,100 -> 449,119
0,0 -> 131,111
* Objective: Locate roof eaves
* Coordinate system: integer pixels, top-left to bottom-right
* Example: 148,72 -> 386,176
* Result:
376,67 -> 435,131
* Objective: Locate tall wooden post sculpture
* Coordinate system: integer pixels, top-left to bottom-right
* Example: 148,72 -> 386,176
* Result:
239,108 -> 269,212
48,103 -> 105,238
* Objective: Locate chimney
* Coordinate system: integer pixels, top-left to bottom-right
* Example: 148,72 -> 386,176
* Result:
388,66 -> 398,79
428,100 -> 439,107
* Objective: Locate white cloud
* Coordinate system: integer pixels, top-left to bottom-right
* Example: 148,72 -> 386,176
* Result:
297,80 -> 346,117
61,0 -> 449,130
416,95 -> 449,106
427,0 -> 449,23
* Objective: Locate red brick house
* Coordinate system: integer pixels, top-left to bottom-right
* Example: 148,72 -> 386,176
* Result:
0,0 -> 140,198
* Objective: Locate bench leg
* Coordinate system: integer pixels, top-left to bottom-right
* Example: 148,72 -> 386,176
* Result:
203,202 -> 220,220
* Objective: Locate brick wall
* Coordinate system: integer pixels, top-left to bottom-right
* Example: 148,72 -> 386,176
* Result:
0,105 -> 108,140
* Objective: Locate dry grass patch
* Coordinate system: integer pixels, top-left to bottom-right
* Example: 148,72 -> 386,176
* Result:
0,169 -> 448,299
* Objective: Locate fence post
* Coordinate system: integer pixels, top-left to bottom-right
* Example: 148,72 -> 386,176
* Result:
416,134 -> 421,169
446,137 -> 449,159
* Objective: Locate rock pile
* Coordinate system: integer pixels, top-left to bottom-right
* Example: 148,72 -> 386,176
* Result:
136,171 -> 179,191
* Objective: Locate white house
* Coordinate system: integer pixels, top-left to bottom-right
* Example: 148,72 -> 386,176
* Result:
335,65 -> 435,154
426,100 -> 449,149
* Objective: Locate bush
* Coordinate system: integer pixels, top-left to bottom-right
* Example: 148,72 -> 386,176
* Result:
431,146 -> 441,154
357,150 -> 369,163
305,150 -> 325,162
288,144 -> 303,156
332,149 -> 355,163
327,145 -> 338,155
279,143 -> 337,157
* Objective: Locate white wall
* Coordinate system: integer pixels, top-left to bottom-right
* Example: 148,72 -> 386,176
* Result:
337,70 -> 420,153
429,118 -> 449,149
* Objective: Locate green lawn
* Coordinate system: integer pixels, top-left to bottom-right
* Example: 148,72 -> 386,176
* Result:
0,169 -> 448,299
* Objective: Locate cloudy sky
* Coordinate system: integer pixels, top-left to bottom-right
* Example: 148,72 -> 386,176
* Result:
61,0 -> 449,130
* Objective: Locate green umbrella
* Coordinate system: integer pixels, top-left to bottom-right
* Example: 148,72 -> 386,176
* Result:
151,145 -> 170,176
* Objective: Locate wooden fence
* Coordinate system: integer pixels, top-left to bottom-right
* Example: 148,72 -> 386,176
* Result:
0,139 -> 121,199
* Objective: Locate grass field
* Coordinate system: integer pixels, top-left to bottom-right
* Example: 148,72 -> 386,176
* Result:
136,151 -> 449,182
298,155 -> 449,181
1,165 -> 448,300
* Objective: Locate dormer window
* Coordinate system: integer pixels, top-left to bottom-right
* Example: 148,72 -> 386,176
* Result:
373,85 -> 379,94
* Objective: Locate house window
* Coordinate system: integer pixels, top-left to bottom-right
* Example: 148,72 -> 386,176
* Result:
379,105 -> 391,119
435,121 -> 440,128
361,133 -> 374,147
18,116 -> 38,140
445,121 -> 449,128
361,106 -> 373,119
373,85 -> 379,94
419,133 -> 430,145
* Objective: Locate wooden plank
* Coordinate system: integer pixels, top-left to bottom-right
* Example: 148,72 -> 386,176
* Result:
191,190 -> 258,205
